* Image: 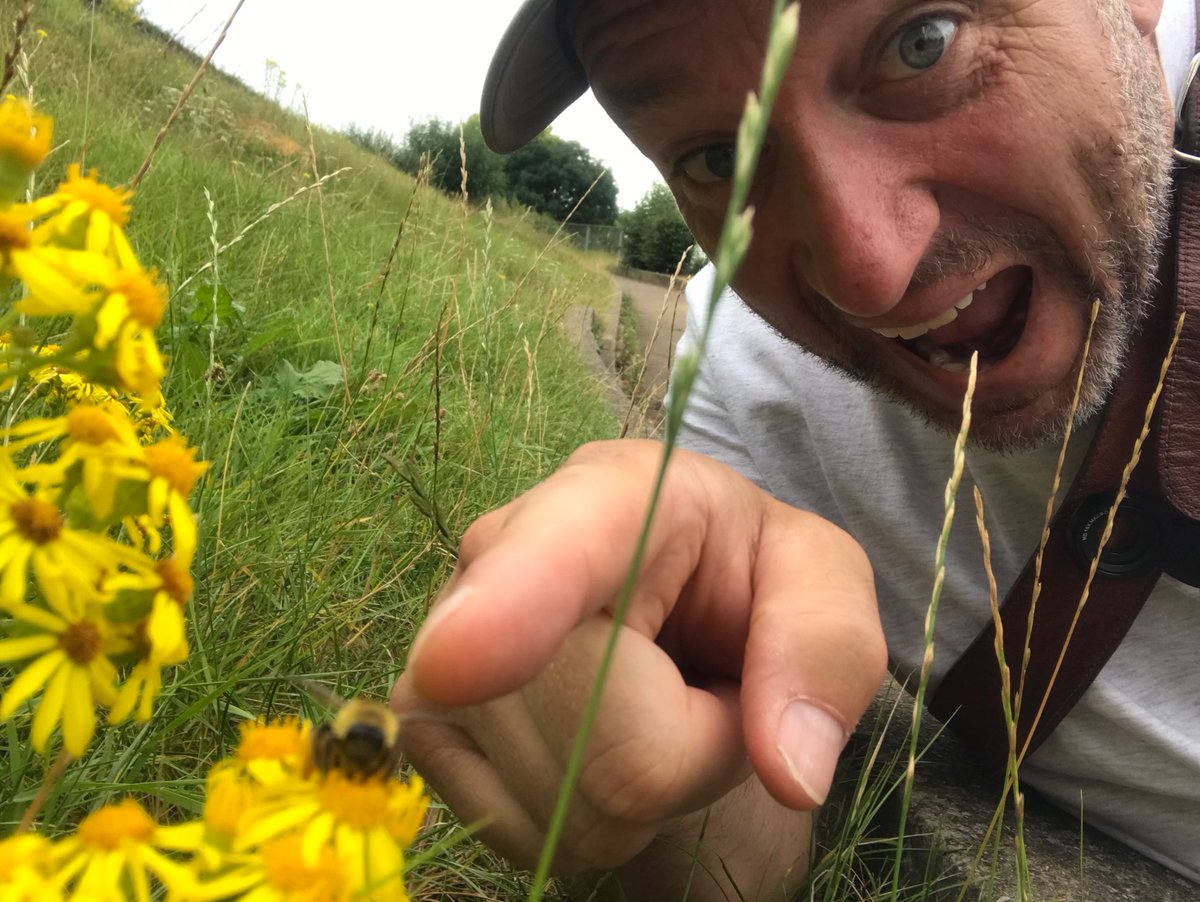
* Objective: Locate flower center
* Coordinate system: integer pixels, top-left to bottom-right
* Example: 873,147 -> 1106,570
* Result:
0,210 -> 31,258
11,497 -> 63,544
237,718 -> 309,763
114,269 -> 166,330
76,799 -> 156,850
261,834 -> 344,894
66,406 -> 120,445
0,834 -> 50,880
204,766 -> 259,839
0,98 -> 52,169
144,437 -> 206,498
59,164 -> 132,226
59,620 -> 102,665
315,773 -> 391,830
155,557 -> 194,604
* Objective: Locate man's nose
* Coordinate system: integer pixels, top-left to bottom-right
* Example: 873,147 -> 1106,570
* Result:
781,124 -> 938,319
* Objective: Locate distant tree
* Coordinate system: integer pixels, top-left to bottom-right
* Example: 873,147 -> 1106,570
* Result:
619,183 -> 701,274
343,123 -> 403,166
396,115 -> 507,202
504,132 -> 618,225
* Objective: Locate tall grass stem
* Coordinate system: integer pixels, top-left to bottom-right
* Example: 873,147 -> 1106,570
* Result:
526,4 -> 800,898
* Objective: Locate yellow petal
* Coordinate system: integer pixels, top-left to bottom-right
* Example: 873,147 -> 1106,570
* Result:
61,665 -> 96,755
30,660 -> 70,749
11,249 -> 97,315
108,665 -> 142,725
0,633 -> 59,664
141,845 -> 198,896
170,502 -> 197,569
135,668 -> 160,723
146,596 -> 185,659
1,649 -> 64,717
365,826 -> 405,890
1,542 -> 32,605
112,227 -> 138,272
84,214 -> 110,256
4,601 -> 66,633
90,655 -> 120,708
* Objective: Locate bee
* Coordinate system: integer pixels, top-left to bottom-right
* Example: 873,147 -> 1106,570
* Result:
307,689 -> 405,782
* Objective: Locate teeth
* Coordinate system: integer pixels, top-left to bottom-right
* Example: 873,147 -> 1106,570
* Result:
868,280 -> 988,340
928,349 -> 968,373
881,304 -> 961,340
895,323 -> 931,340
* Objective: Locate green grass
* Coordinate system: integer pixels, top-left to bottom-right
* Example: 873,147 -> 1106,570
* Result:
0,0 -> 616,895
613,290 -> 641,394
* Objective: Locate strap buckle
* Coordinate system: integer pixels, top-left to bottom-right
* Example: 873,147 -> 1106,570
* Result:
1174,52 -> 1200,166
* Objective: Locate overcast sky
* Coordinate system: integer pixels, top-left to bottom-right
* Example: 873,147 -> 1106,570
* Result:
136,0 -> 664,210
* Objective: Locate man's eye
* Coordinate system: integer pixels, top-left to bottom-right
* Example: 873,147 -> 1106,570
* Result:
878,16 -> 957,80
679,144 -> 736,183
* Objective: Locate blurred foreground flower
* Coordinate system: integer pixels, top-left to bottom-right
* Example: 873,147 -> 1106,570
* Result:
8,717 -> 430,901
0,94 -> 202,754
0,96 -> 428,902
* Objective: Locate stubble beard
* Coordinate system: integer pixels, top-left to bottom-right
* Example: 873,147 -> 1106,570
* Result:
805,6 -> 1174,453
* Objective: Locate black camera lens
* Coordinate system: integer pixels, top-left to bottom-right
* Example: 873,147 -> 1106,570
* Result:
1067,492 -> 1168,579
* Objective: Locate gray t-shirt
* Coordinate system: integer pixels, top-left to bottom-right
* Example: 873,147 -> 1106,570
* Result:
674,263 -> 1200,881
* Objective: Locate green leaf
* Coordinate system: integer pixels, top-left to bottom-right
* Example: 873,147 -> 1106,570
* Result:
274,359 -> 344,401
244,320 -> 295,357
191,283 -> 245,325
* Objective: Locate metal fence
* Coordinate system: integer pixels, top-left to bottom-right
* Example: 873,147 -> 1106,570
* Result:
559,222 -> 623,255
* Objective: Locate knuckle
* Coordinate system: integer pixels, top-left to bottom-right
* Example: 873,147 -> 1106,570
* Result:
458,509 -> 503,561
581,735 -> 679,822
564,438 -> 618,466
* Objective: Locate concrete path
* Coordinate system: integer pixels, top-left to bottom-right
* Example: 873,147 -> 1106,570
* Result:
610,273 -> 688,436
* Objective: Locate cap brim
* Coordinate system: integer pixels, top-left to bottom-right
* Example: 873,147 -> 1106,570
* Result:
481,0 -> 590,153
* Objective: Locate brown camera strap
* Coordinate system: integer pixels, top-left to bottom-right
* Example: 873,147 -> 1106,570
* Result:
928,38 -> 1200,772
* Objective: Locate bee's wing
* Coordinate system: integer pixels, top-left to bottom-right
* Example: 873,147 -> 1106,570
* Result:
290,677 -> 350,713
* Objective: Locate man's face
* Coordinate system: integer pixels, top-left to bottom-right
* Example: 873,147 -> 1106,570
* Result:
574,0 -> 1174,448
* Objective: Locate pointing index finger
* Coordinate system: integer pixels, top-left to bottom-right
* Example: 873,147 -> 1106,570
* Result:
406,441 -> 711,705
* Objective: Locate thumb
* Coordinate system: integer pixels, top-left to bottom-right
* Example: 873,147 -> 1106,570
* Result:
740,504 -> 887,809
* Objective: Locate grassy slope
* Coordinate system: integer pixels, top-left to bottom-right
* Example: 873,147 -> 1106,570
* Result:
0,1 -> 615,893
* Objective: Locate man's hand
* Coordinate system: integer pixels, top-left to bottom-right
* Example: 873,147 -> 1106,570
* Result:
390,440 -> 886,897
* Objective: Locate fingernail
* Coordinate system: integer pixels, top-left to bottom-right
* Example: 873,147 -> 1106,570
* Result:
777,700 -> 848,805
408,585 -> 472,665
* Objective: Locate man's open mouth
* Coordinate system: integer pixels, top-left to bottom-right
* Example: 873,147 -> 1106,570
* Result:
874,266 -> 1033,375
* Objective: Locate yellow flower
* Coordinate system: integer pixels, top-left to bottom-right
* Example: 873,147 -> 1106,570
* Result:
40,164 -> 134,237
234,717 -> 313,787
204,762 -> 263,842
189,833 -> 350,902
0,599 -> 120,754
3,403 -> 145,522
142,435 -> 207,556
0,207 -> 104,317
0,455 -> 152,607
51,799 -> 197,901
0,833 -> 62,902
235,773 -> 428,901
107,591 -> 188,724
0,96 -> 52,174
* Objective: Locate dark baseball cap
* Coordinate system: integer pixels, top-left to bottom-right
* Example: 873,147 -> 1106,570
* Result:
480,0 -> 589,153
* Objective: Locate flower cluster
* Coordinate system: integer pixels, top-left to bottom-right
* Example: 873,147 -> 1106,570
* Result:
0,96 -> 429,901
0,95 -> 205,756
0,717 -> 429,901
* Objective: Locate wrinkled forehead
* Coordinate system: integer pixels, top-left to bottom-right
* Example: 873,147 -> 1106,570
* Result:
572,0 -> 775,70
571,0 -> 780,115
